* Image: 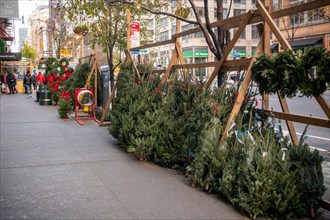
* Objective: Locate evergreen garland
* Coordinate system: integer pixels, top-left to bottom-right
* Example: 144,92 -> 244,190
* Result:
252,48 -> 330,97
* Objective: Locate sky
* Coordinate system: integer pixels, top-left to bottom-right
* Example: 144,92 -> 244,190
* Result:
18,0 -> 49,24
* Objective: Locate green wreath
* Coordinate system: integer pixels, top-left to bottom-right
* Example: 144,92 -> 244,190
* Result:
59,58 -> 70,67
252,48 -> 330,97
296,47 -> 330,97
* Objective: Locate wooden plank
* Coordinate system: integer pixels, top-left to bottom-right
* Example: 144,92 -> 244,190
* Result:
152,69 -> 166,74
161,50 -> 178,84
205,10 -> 253,89
124,50 -> 141,79
175,41 -> 188,77
257,0 -> 298,145
84,61 -> 96,88
100,80 -> 118,123
263,110 -> 330,128
132,61 -> 141,80
79,54 -> 94,61
277,94 -> 299,145
130,39 -> 176,51
173,0 -> 329,39
124,49 -> 132,63
262,2 -> 271,111
315,95 -> 330,119
219,34 -> 264,145
173,58 -> 251,69
257,0 -> 292,50
321,199 -> 330,211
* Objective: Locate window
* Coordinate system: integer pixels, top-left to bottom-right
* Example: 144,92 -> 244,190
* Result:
214,8 -> 228,19
308,8 -> 323,22
234,9 -> 246,16
157,31 -> 169,42
290,12 -> 305,27
198,8 -> 204,17
158,17 -> 168,29
234,0 -> 246,4
233,28 -> 246,39
251,25 -> 259,39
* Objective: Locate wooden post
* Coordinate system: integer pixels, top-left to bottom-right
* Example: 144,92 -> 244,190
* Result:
175,0 -> 187,77
219,34 -> 264,145
80,35 -> 83,61
94,43 -> 98,107
205,10 -> 253,89
65,36 -> 68,59
72,36 -> 75,61
29,60 -> 32,75
160,50 -> 178,84
315,96 -> 330,119
100,80 -> 118,124
262,0 -> 271,110
257,0 -> 299,146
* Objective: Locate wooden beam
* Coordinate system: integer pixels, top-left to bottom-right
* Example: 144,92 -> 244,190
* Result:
262,2 -> 271,111
173,58 -> 251,70
100,80 -> 118,123
126,1 -> 330,54
124,50 -> 141,79
315,95 -> 330,119
175,41 -> 188,77
205,10 -> 253,89
160,51 -> 178,84
124,49 -> 132,63
130,39 -> 176,51
172,0 -> 329,39
257,0 -> 292,50
320,199 -> 330,211
257,0 -> 298,145
152,69 -> 166,74
263,110 -> 330,128
277,94 -> 299,145
84,61 -> 96,88
219,34 -> 264,145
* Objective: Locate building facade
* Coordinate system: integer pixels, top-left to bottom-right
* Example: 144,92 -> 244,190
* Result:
139,0 -> 259,79
27,5 -> 49,59
273,0 -> 330,51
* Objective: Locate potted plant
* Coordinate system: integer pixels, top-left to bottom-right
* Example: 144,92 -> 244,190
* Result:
58,90 -> 73,118
73,24 -> 89,36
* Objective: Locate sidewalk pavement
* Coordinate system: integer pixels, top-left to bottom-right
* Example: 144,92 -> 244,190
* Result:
0,93 -> 246,219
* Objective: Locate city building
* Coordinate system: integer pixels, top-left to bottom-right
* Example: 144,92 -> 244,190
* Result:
272,0 -> 330,51
27,5 -> 49,58
139,0 -> 259,78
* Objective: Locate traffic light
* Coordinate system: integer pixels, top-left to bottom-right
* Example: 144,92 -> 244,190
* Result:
39,41 -> 43,49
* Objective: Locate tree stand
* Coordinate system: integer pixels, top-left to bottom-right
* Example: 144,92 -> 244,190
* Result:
72,88 -> 99,125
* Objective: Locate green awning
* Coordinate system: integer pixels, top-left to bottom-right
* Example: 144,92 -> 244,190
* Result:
183,50 -> 208,58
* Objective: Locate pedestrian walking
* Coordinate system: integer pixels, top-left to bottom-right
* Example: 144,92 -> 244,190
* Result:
6,71 -> 16,94
23,71 -> 33,97
31,72 -> 37,90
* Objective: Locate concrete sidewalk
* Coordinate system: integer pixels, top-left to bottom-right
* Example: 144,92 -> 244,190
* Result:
0,93 -> 246,219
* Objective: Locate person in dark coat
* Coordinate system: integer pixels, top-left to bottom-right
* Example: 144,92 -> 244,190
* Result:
23,71 -> 33,97
6,72 -> 16,94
